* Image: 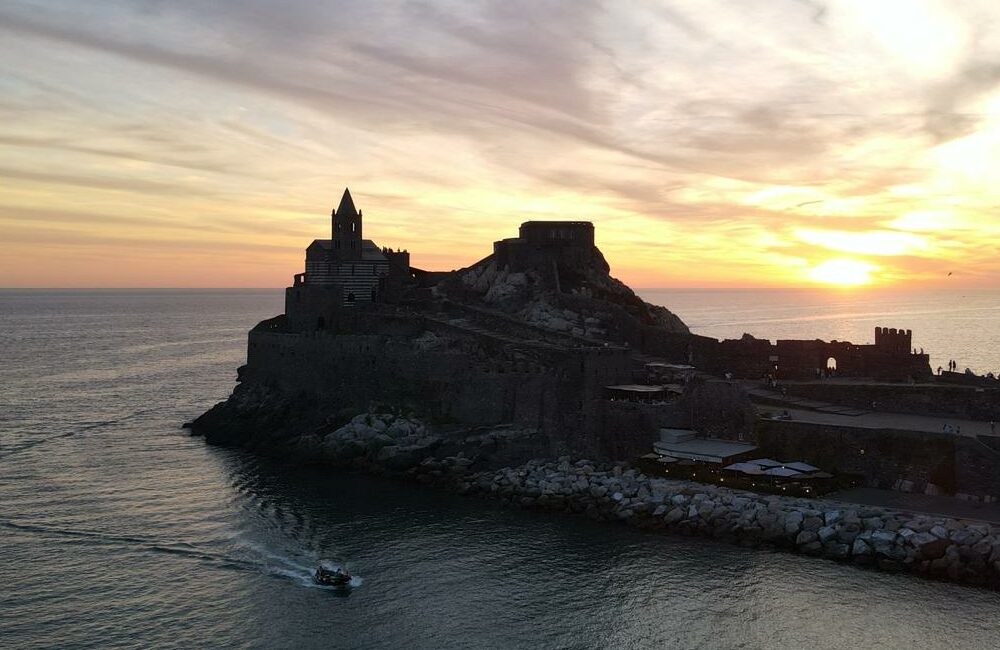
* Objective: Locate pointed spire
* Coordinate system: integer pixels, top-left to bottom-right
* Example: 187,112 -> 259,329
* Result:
336,187 -> 357,217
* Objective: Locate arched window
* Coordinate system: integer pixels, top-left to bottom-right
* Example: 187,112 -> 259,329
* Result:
826,357 -> 837,371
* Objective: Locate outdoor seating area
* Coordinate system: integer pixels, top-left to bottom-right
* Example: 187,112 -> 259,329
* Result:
637,452 -> 853,498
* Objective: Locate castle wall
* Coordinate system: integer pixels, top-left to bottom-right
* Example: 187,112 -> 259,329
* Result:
699,329 -> 932,381
755,419 -> 1000,500
781,382 -> 1000,420
755,419 -> 957,492
518,221 -> 595,247
243,314 -> 638,458
284,285 -> 343,332
491,221 -> 606,279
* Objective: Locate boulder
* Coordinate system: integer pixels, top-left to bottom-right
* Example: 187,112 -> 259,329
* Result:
862,517 -> 884,531
930,525 -> 949,539
817,526 -> 837,543
796,531 -> 818,545
375,436 -> 442,471
852,538 -> 872,557
870,530 -> 898,555
665,508 -> 685,524
911,532 -> 950,560
802,516 -> 823,532
950,529 -> 982,547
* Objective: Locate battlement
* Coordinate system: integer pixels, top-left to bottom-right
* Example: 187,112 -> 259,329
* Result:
518,221 -> 594,247
874,326 -> 912,353
491,220 -> 604,278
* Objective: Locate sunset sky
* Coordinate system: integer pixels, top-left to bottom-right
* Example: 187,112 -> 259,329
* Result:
1,0 -> 999,288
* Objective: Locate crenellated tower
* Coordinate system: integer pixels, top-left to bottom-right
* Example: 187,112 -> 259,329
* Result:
874,326 -> 912,354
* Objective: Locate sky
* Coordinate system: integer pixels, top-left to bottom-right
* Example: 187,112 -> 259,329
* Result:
1,0 -> 999,289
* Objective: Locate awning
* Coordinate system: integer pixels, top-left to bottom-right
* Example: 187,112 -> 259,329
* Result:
799,471 -> 834,479
784,461 -> 820,473
763,467 -> 802,477
745,458 -> 782,468
723,462 -> 764,475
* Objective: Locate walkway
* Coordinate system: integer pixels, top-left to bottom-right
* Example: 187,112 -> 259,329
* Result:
766,406 -> 995,438
745,381 -> 997,437
824,488 -> 1000,524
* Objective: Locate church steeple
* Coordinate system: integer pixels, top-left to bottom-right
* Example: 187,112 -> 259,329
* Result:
332,187 -> 362,241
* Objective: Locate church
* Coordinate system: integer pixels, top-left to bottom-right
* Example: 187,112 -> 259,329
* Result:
285,189 -> 410,329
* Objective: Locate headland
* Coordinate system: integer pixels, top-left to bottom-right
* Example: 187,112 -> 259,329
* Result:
191,189 -> 1000,588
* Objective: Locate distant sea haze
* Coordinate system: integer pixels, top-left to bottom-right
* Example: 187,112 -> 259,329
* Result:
638,287 -> 1000,377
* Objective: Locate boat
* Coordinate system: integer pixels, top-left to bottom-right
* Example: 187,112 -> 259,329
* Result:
314,562 -> 352,586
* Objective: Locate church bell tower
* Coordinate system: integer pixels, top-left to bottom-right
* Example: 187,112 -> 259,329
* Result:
332,187 -> 363,241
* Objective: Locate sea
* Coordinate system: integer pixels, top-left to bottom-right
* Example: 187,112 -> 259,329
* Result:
1,288 -> 999,650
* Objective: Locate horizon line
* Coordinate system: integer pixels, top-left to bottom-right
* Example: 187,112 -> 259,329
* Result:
0,285 -> 990,292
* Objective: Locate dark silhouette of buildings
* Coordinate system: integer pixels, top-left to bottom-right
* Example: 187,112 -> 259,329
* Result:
708,327 -> 930,381
286,188 -> 410,329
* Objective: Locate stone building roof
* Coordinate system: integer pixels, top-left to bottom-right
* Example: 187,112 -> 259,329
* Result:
308,239 -> 387,262
336,188 -> 358,217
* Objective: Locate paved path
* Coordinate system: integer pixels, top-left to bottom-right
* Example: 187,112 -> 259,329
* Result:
744,380 -> 997,437
746,384 -> 870,416
763,406 -> 996,437
825,488 -> 1000,524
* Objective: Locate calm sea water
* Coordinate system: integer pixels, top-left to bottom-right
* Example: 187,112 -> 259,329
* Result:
2,289 -> 999,650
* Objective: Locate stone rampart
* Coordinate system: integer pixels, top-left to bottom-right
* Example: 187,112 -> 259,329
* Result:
755,419 -> 1000,500
783,382 -> 1000,420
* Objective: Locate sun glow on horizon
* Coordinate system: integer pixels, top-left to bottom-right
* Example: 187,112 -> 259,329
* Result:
0,3 -> 998,288
807,259 -> 877,287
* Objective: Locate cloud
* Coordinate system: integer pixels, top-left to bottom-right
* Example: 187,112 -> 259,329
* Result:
0,0 -> 998,287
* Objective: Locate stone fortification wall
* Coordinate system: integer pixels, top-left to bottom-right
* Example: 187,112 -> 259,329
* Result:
247,329 -> 562,431
231,308 -> 639,458
703,330 -> 932,381
755,419 -> 1000,500
783,382 -> 1000,420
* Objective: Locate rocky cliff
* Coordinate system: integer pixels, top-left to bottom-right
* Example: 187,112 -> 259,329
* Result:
437,243 -> 689,346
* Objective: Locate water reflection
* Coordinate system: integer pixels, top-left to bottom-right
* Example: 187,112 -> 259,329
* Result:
210,452 -> 1000,650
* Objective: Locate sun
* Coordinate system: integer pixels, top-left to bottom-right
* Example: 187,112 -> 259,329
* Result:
807,259 -> 876,286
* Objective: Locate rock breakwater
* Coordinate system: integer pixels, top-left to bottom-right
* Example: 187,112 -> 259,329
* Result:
413,456 -> 1000,589
199,411 -> 1000,589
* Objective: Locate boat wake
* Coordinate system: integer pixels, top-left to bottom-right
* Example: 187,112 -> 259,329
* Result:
235,536 -> 362,590
0,518 -> 361,589
0,408 -> 158,460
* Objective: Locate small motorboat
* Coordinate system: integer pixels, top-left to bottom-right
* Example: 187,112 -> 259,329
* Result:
314,562 -> 352,587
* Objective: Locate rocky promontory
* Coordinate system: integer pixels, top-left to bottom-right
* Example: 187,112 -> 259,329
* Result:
190,207 -> 1000,591
193,410 -> 1000,590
